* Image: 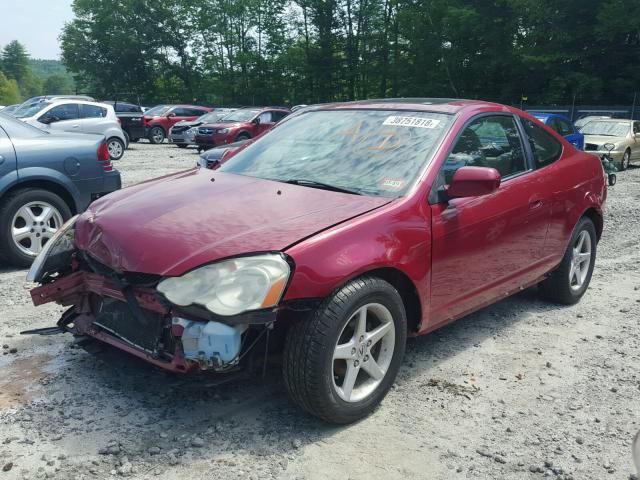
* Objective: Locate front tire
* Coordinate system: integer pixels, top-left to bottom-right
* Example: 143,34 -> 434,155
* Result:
283,276 -> 407,424
620,149 -> 630,171
0,188 -> 72,267
235,132 -> 251,142
538,216 -> 596,304
106,137 -> 125,160
148,127 -> 166,144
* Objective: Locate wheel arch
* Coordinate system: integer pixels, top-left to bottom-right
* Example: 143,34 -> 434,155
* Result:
0,178 -> 79,215
582,206 -> 603,242
362,267 -> 422,333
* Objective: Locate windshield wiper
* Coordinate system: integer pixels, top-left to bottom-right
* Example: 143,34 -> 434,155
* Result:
282,179 -> 362,195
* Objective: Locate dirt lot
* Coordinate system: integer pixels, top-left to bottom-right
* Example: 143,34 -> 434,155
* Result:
0,142 -> 639,480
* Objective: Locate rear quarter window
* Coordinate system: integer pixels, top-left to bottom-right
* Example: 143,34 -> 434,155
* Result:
522,119 -> 563,168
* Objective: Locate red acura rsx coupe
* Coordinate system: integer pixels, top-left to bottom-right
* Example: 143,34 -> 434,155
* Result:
27,99 -> 605,424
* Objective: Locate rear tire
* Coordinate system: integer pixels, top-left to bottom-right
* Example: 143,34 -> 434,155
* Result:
538,216 -> 596,305
148,127 -> 166,144
0,188 -> 72,267
107,137 -> 125,160
283,276 -> 407,424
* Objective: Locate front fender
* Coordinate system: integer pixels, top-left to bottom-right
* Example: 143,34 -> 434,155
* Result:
283,197 -> 430,319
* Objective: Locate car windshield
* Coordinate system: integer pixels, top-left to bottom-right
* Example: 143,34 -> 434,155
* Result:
145,105 -> 170,116
14,101 -> 52,118
218,109 -> 453,197
581,121 -> 630,137
220,109 -> 259,123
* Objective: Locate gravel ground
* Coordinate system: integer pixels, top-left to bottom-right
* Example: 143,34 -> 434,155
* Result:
0,142 -> 639,480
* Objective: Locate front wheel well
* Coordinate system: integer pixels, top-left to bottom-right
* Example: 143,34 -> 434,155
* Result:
0,180 -> 77,214
582,207 -> 603,242
362,268 -> 422,333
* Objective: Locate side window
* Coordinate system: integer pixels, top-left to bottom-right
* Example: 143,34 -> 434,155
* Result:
634,121 -> 640,135
441,115 -> 526,184
43,104 -> 80,122
522,119 -> 563,168
190,108 -> 208,116
172,108 -> 187,116
258,111 -> 273,124
272,111 -> 289,122
81,104 -> 107,118
554,118 -> 573,136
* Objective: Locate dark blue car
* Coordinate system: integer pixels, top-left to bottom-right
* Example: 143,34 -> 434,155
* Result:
530,112 -> 584,150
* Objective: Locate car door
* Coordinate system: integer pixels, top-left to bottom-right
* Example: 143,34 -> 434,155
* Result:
429,114 -> 552,324
79,104 -> 108,135
256,111 -> 275,134
169,108 -> 200,128
0,125 -> 17,184
38,103 -> 81,133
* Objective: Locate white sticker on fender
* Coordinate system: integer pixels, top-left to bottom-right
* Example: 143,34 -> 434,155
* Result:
383,116 -> 441,129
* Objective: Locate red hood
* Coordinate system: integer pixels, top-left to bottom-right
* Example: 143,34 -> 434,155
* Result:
75,169 -> 391,276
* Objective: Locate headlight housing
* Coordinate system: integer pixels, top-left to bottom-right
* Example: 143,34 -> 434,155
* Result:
215,128 -> 229,134
157,254 -> 290,316
26,214 -> 79,283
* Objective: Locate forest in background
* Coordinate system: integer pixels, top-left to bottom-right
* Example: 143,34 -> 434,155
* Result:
0,41 -> 75,105
2,0 -> 640,108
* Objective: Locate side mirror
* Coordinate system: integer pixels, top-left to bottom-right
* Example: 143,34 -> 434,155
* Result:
447,166 -> 501,199
39,115 -> 59,125
252,117 -> 260,125
167,112 -> 176,118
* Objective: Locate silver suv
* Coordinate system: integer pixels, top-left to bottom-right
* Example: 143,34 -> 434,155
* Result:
15,99 -> 127,160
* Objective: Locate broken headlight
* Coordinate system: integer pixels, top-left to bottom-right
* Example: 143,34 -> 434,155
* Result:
157,254 -> 290,316
26,214 -> 79,283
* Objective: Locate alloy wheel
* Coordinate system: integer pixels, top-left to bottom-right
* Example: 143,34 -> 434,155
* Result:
569,230 -> 592,291
107,139 -> 123,159
622,151 -> 630,170
332,303 -> 396,403
152,127 -> 165,144
11,201 -> 63,257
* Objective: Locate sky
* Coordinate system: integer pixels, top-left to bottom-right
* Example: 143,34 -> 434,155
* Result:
0,0 -> 74,59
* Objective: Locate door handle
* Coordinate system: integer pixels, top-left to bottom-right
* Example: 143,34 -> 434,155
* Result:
71,124 -> 80,128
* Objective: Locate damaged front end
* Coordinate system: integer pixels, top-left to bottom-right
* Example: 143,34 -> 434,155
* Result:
27,217 -> 293,374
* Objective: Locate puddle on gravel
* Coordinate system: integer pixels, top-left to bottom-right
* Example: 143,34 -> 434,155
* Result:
0,353 -> 52,409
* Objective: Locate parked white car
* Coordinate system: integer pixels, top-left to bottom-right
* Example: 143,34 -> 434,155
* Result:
15,99 -> 127,160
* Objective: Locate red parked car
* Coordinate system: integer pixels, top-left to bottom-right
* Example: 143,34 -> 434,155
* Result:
27,99 -> 605,424
144,104 -> 213,144
194,107 -> 290,150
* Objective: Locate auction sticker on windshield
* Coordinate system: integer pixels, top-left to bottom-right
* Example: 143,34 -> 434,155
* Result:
383,116 -> 441,129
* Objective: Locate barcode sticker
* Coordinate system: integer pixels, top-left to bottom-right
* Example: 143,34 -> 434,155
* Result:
383,116 -> 441,129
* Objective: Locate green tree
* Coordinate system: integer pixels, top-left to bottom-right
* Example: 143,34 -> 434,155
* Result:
0,72 -> 20,105
1,41 -> 30,84
43,74 -> 73,94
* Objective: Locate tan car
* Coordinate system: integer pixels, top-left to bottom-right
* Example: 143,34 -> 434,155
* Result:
580,119 -> 640,170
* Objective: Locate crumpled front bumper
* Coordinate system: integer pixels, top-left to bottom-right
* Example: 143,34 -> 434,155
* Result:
30,271 -> 196,373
